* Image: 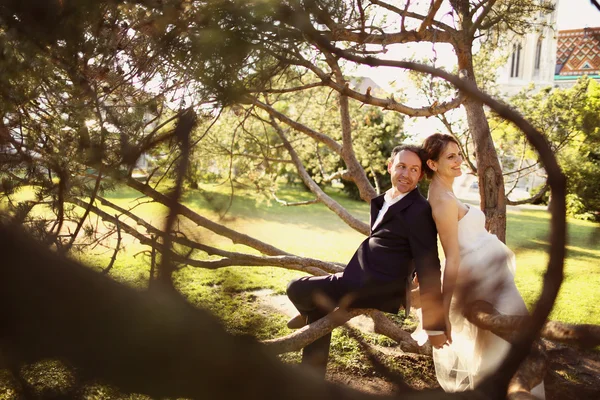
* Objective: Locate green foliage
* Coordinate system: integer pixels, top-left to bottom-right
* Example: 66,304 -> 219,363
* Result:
192,73 -> 407,200
493,77 -> 600,220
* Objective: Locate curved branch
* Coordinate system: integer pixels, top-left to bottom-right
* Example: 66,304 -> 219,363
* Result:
466,301 -> 600,348
274,9 -> 567,395
249,98 -> 344,155
268,114 -> 370,235
506,183 -> 549,206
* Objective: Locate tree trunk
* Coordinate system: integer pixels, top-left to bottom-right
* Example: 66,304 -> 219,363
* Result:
455,43 -> 507,242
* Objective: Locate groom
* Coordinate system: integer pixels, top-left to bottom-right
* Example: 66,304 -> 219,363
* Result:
286,144 -> 447,375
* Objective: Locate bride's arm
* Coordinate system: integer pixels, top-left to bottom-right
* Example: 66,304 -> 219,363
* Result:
431,197 -> 460,340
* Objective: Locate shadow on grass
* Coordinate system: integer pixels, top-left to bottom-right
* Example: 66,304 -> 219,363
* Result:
174,265 -> 300,340
180,186 -> 370,232
508,211 -> 600,263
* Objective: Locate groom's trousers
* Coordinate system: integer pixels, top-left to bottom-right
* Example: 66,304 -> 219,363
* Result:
286,272 -> 402,376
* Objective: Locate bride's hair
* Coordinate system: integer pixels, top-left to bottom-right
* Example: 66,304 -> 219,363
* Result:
422,133 -> 460,179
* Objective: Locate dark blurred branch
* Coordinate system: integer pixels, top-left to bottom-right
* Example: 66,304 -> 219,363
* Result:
0,222 -> 398,400
126,177 -> 291,256
154,109 -> 196,290
103,214 -> 122,274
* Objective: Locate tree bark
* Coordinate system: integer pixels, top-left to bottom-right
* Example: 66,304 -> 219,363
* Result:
453,23 -> 507,241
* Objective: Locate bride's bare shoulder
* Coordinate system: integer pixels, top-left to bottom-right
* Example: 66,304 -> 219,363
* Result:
427,189 -> 458,215
427,188 -> 455,205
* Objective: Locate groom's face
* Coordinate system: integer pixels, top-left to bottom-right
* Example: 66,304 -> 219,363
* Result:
387,150 -> 424,194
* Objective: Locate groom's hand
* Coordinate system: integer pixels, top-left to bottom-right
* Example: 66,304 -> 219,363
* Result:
428,333 -> 448,349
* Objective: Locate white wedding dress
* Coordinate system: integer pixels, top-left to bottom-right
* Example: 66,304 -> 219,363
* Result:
413,205 -> 545,398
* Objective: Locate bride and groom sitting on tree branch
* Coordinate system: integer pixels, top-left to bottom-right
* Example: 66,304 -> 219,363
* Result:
285,135 -> 545,398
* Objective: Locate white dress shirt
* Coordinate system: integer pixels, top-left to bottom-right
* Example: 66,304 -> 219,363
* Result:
371,189 -> 407,231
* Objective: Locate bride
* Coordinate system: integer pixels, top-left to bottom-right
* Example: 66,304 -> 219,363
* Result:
415,133 -> 545,398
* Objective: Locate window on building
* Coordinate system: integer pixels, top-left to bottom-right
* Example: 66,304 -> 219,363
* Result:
535,37 -> 543,70
511,43 -> 522,78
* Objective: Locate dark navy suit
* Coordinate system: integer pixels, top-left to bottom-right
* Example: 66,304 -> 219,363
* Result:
287,187 -> 444,374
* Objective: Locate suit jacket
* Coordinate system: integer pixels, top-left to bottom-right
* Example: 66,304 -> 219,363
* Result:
341,187 -> 444,331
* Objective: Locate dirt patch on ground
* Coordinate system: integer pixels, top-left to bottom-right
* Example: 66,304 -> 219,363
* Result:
252,289 -> 600,399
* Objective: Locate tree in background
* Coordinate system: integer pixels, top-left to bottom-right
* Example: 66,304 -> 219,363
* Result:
491,77 -> 600,220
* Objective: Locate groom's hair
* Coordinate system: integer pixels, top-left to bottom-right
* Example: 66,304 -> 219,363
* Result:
389,144 -> 425,169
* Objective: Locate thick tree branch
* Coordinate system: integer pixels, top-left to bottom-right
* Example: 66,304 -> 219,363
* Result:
263,308 -> 431,356
418,0 -> 444,34
466,301 -> 600,348
70,197 -> 339,276
126,177 -> 291,256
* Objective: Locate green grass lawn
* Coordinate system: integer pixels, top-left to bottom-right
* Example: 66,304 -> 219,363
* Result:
8,182 -> 600,327
101,182 -> 599,326
12,181 -> 596,325
508,207 -> 600,325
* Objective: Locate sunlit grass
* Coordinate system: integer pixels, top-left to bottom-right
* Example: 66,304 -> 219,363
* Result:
507,207 -> 600,325
6,183 -> 600,327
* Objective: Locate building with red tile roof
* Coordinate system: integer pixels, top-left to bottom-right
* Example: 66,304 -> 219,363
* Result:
554,27 -> 600,87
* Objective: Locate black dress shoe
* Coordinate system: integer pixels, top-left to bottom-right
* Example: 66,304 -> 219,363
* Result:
287,314 -> 308,329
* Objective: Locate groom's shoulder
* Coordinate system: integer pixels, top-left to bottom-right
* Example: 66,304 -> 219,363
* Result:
404,189 -> 431,214
409,188 -> 429,206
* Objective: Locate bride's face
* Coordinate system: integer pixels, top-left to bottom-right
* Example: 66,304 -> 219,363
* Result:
430,142 -> 463,178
